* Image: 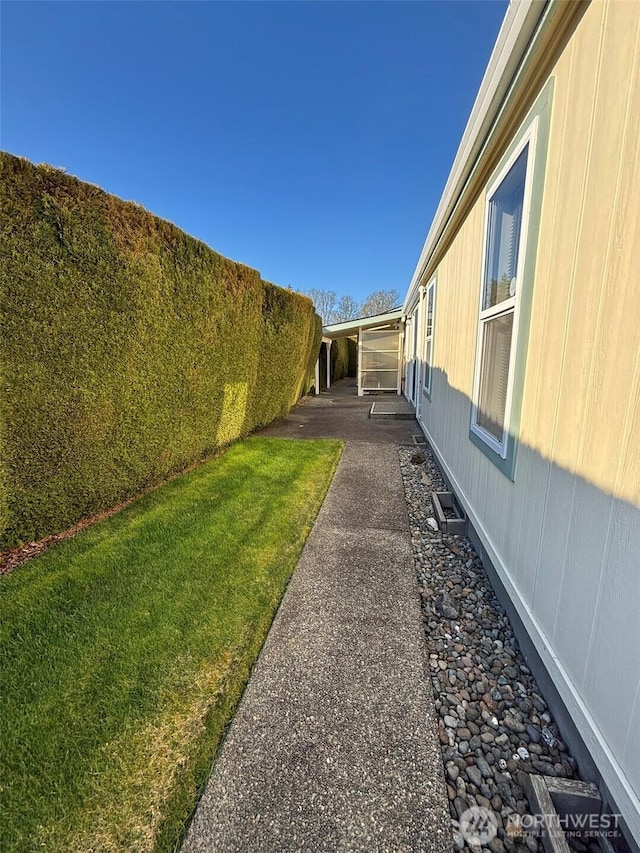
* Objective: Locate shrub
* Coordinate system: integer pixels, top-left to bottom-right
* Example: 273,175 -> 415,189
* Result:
0,153 -> 321,548
318,337 -> 357,389
331,336 -> 357,382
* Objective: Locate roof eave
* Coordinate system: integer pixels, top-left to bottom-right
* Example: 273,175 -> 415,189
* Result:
323,308 -> 403,338
403,0 -> 551,312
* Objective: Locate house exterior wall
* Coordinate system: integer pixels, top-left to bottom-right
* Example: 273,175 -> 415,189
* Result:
408,0 -> 640,839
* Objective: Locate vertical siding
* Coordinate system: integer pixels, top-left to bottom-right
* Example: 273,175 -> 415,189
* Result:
625,692 -> 640,803
583,497 -> 640,757
416,0 -> 640,834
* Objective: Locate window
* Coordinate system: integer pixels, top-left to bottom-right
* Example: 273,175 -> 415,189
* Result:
471,128 -> 535,459
423,277 -> 436,398
467,81 -> 552,479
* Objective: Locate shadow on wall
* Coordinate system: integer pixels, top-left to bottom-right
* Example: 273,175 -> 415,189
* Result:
420,367 -> 640,845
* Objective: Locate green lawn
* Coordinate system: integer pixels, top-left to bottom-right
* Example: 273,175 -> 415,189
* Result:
0,437 -> 342,853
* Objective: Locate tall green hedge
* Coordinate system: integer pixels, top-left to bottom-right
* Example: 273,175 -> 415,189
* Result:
319,337 -> 357,389
332,337 -> 357,382
0,153 -> 321,548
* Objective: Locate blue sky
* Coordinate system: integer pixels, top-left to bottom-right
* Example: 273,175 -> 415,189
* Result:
2,1 -> 507,305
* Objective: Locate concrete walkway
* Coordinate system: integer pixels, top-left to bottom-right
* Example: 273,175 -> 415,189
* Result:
182,380 -> 451,853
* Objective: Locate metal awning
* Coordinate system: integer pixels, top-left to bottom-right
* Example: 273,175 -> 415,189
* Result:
322,308 -> 403,339
316,309 -> 404,396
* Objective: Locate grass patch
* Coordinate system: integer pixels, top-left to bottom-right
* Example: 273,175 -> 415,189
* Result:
0,437 -> 342,852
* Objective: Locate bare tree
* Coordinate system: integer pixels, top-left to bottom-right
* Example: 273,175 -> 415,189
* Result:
309,287 -> 399,324
307,289 -> 337,324
334,294 -> 361,323
361,289 -> 400,318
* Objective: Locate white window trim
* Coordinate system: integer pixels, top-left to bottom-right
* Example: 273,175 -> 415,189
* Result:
423,277 -> 436,397
470,116 -> 539,459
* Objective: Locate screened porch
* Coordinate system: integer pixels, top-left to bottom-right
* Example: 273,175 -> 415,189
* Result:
320,309 -> 404,396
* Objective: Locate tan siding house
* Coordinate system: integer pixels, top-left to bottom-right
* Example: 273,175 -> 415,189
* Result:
402,0 -> 640,846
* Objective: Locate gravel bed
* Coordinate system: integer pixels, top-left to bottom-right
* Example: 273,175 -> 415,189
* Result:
399,445 -> 597,853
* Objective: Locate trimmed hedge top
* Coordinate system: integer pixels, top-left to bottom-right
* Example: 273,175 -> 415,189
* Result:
0,153 -> 321,548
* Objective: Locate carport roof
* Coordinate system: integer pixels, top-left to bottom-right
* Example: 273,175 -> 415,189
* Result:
322,308 -> 403,339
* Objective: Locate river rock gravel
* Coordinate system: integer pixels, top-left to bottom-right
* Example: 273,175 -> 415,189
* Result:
398,445 -> 597,853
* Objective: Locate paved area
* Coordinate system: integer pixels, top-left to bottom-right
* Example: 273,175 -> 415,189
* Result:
182,380 -> 451,853
255,378 -> 420,444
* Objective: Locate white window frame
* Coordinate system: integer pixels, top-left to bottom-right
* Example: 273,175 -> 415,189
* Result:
470,117 -> 538,459
423,276 -> 436,398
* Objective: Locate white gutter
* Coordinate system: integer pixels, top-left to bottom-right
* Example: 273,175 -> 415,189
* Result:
403,0 -> 549,312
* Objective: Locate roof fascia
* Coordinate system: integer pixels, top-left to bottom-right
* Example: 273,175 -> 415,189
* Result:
323,309 -> 403,338
403,0 -> 551,312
